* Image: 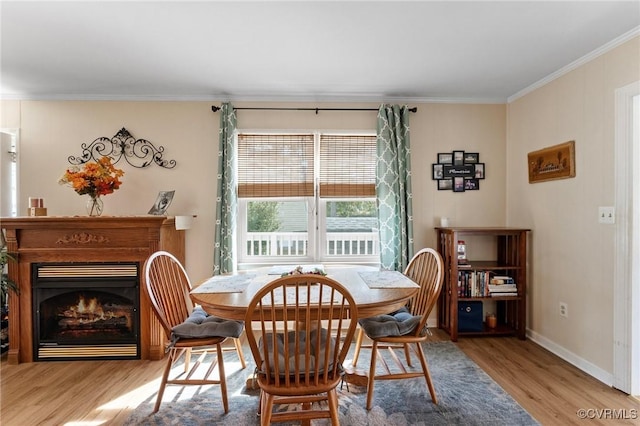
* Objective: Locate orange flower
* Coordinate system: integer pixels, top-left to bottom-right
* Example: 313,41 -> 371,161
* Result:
59,156 -> 124,197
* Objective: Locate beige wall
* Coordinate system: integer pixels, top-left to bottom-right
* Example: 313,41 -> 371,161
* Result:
3,37 -> 636,383
1,100 -> 506,285
507,36 -> 640,376
5,36 -> 636,386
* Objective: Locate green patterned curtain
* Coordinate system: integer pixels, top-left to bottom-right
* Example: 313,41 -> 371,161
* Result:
213,103 -> 237,274
376,104 -> 414,271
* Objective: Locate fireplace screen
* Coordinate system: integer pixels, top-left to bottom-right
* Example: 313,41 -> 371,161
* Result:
33,263 -> 140,361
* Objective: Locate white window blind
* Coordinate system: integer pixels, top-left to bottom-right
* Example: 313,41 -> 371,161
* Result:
319,134 -> 377,197
237,133 -> 315,197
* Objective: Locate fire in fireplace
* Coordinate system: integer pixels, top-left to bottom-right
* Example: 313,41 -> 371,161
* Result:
33,263 -> 140,361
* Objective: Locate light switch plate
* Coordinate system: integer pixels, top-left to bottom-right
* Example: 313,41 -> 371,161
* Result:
598,206 -> 615,224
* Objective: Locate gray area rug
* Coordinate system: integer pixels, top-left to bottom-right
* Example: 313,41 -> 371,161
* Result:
125,341 -> 539,425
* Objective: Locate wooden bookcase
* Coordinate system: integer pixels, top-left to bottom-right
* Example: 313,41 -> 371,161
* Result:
436,227 -> 530,341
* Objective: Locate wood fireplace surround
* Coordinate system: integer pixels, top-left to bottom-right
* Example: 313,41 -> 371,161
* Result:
0,216 -> 185,364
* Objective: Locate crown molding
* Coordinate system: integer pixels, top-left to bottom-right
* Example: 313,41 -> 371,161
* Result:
508,26 -> 640,103
0,92 -> 506,105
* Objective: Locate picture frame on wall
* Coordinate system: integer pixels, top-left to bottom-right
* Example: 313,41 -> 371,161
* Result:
453,150 -> 465,165
464,179 -> 480,190
432,149 -> 486,192
438,153 -> 453,164
453,177 -> 465,192
438,179 -> 453,190
464,152 -> 479,163
433,164 -> 444,180
527,140 -> 576,183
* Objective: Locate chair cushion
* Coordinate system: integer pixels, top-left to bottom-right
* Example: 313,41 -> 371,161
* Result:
358,306 -> 422,339
258,328 -> 337,375
171,306 -> 244,339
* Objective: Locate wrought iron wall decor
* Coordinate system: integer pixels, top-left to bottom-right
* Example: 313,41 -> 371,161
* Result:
68,127 -> 176,169
432,150 -> 484,192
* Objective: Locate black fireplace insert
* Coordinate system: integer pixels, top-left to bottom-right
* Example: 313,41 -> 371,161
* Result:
32,262 -> 140,361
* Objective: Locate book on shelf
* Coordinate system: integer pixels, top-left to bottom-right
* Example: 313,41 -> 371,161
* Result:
490,276 -> 514,284
487,284 -> 517,292
456,271 -> 519,298
457,270 -> 491,297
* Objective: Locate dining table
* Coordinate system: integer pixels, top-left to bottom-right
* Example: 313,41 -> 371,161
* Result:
190,264 -> 420,322
190,264 -> 420,389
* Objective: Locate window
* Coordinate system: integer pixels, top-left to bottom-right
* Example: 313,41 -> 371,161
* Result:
237,132 -> 379,265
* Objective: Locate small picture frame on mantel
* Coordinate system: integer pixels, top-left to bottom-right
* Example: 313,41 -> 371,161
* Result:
148,190 -> 175,215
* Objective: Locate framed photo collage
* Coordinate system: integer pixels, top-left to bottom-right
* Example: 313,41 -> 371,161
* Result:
432,150 -> 484,192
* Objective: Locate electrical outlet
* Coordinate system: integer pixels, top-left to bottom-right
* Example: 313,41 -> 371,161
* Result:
559,302 -> 568,318
598,206 -> 615,224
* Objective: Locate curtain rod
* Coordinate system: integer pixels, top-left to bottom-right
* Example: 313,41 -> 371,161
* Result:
211,106 -> 417,114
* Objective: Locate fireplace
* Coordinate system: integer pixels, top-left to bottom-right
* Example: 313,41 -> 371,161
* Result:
33,263 -> 140,361
1,216 -> 184,364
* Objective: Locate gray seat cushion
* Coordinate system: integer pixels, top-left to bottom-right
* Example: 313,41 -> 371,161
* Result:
358,306 -> 422,339
171,306 -> 244,339
258,328 -> 337,375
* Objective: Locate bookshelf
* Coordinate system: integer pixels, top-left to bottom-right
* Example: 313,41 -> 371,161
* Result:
436,227 -> 530,341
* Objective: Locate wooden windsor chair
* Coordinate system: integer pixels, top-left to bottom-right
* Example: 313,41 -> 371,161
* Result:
244,274 -> 358,425
143,250 -> 246,414
351,247 -> 444,409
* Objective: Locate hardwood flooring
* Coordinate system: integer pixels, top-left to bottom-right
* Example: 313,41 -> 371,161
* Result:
1,331 -> 639,425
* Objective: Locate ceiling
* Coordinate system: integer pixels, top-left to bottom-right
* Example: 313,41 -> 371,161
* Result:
1,1 -> 639,103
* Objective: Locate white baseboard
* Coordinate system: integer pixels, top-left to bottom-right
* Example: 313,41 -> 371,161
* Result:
527,329 -> 613,387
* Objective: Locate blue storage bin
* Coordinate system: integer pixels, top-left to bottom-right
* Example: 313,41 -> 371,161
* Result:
458,301 -> 483,332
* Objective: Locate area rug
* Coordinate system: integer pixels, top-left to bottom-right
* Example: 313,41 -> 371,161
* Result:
124,341 -> 539,425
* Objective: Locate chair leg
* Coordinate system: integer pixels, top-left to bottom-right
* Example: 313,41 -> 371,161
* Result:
234,337 -> 247,369
301,403 -> 312,426
257,389 -> 263,417
261,392 -> 274,426
366,340 -> 379,410
184,347 -> 192,374
415,342 -> 438,404
328,388 -> 340,424
217,342 -> 229,413
352,327 -> 364,366
404,343 -> 412,366
153,349 -> 175,413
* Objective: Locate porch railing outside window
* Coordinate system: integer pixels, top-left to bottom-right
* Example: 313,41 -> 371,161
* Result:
245,231 -> 379,257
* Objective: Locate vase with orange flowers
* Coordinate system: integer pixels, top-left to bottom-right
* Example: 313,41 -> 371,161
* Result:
59,156 -> 124,216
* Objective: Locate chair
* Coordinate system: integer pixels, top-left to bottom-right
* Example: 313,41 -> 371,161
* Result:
244,274 -> 358,425
143,250 -> 246,414
351,247 -> 444,409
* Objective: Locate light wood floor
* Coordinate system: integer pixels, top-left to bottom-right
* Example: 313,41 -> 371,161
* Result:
1,330 -> 639,425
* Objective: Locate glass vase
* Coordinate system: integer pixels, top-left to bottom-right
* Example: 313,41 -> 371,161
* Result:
86,196 -> 103,217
